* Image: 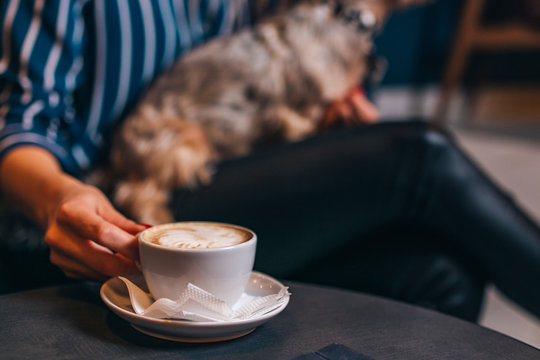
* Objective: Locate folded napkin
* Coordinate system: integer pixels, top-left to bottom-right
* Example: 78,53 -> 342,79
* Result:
118,276 -> 290,322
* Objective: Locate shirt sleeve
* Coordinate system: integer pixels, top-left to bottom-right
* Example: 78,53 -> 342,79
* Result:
0,0 -> 85,174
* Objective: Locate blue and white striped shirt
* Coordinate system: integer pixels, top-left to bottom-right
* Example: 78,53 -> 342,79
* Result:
0,0 -> 281,175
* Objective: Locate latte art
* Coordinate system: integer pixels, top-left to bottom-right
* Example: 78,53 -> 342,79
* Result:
144,222 -> 251,249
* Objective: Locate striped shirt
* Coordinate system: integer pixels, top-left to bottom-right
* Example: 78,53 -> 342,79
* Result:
0,0 -> 281,176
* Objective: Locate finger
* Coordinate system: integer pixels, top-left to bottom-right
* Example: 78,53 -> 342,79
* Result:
54,252 -> 138,281
85,239 -> 140,276
336,100 -> 354,123
56,205 -> 139,261
322,103 -> 339,128
51,236 -> 139,280
46,226 -> 109,280
51,250 -> 107,281
99,203 -> 147,235
349,91 -> 379,124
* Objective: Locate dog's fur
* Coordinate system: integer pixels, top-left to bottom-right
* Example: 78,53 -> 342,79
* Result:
105,0 -> 425,224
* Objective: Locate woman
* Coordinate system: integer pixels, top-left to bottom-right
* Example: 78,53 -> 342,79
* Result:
0,0 -> 538,322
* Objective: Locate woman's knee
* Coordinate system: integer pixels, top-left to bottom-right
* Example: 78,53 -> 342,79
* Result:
392,121 -> 477,189
389,121 -> 458,159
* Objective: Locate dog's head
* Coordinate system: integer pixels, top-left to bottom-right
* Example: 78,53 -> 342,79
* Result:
326,0 -> 430,32
314,0 -> 428,87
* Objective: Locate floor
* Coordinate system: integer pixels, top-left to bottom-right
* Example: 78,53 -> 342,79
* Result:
456,130 -> 540,350
375,86 -> 540,349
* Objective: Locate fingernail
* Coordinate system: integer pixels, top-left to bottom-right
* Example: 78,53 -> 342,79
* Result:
140,223 -> 153,229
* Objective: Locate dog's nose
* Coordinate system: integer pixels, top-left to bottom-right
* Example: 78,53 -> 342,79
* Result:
343,9 -> 377,32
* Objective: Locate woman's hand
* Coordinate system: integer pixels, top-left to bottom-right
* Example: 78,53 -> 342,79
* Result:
45,182 -> 146,280
322,86 -> 379,128
0,146 -> 146,281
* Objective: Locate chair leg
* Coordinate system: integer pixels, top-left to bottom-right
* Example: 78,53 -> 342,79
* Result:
434,0 -> 485,124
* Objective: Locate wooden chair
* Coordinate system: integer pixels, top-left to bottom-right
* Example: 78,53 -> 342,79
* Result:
434,0 -> 540,124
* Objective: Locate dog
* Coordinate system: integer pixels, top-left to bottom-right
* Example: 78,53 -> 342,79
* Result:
105,0 -> 426,224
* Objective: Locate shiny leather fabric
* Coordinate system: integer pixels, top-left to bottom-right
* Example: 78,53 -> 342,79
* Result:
173,120 -> 540,320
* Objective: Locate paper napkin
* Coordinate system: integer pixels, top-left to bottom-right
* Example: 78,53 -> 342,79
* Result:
118,276 -> 290,322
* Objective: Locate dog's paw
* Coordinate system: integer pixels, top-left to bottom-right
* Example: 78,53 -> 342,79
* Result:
113,179 -> 173,224
277,105 -> 317,141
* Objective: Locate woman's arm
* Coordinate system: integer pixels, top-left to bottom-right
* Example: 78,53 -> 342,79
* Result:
0,146 -> 145,280
0,0 -> 146,280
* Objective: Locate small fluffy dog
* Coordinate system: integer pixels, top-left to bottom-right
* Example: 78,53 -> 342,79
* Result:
106,0 -> 425,224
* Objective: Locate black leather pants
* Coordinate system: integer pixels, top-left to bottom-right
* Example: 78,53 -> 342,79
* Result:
1,121 -> 539,322
172,120 -> 540,321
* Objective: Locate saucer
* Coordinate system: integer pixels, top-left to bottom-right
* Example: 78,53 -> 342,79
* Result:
100,271 -> 289,342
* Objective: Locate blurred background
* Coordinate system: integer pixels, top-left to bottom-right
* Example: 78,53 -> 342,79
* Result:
372,0 -> 540,348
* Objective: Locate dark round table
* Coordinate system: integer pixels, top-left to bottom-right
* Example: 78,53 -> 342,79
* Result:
0,280 -> 538,359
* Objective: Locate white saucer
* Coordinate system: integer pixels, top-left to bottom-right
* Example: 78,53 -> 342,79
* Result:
100,271 -> 289,343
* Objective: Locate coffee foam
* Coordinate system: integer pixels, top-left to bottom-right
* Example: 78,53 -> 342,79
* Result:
144,222 -> 251,249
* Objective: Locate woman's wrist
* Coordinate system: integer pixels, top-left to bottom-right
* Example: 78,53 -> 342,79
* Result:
0,146 -> 84,229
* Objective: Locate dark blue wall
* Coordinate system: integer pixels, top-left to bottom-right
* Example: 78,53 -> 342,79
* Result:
374,0 -> 540,86
375,0 -> 460,85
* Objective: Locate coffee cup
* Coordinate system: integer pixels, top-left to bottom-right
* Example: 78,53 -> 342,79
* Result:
138,221 -> 257,306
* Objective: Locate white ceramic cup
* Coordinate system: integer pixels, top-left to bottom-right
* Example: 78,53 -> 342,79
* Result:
138,222 -> 257,306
